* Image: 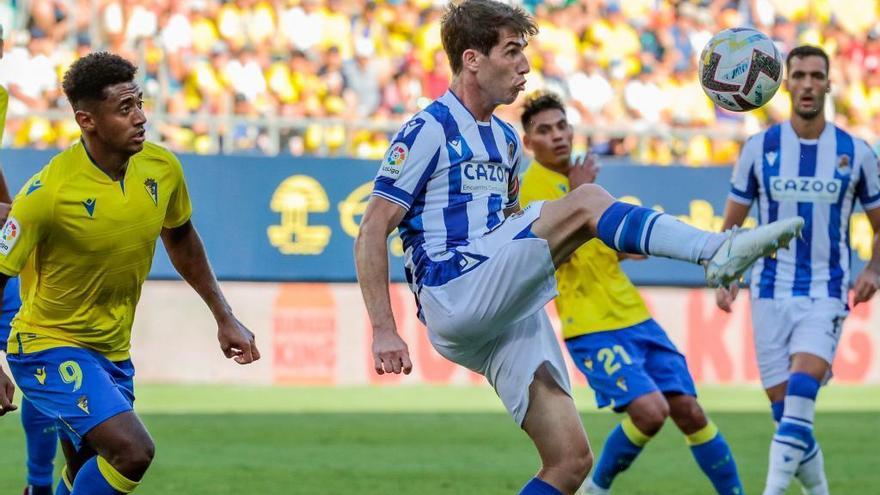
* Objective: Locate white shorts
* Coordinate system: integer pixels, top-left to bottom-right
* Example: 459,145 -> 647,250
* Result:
419,201 -> 572,425
751,297 -> 848,388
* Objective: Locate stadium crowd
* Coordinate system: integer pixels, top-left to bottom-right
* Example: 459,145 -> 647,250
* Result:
0,0 -> 878,164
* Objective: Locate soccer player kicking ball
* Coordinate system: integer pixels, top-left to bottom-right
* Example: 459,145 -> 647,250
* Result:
518,92 -> 744,495
716,45 -> 880,495
0,52 -> 260,494
356,1 -> 801,494
0,25 -> 60,495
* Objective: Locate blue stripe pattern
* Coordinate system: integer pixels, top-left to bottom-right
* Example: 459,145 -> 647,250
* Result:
478,125 -> 504,230
793,143 -> 817,296
596,202 -> 636,250
620,207 -> 654,253
400,149 -> 441,272
730,159 -> 760,202
758,124 -> 781,298
643,214 -> 661,255
425,102 -> 473,250
828,127 -> 853,298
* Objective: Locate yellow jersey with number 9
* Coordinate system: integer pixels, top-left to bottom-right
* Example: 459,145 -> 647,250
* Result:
0,141 -> 192,360
519,161 -> 650,339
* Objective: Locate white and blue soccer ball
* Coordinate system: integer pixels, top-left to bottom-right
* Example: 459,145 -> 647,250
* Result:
698,27 -> 783,112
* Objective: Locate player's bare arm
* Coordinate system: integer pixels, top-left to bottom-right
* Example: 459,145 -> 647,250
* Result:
0,272 -> 14,416
715,199 -> 752,312
853,207 -> 880,306
355,197 -> 412,375
160,220 -> 260,365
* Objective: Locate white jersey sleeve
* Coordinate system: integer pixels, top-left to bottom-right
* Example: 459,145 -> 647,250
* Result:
729,134 -> 761,206
372,116 -> 442,211
855,140 -> 880,211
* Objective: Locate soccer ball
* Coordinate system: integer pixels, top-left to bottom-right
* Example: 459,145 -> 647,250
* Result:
698,28 -> 783,112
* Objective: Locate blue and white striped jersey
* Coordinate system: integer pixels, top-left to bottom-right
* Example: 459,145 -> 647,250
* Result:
729,122 -> 880,300
372,90 -> 523,289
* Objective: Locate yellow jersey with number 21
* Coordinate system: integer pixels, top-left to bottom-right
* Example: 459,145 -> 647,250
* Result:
519,161 -> 650,339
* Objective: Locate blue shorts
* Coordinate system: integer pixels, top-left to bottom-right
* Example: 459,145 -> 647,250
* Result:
6,345 -> 135,448
0,277 -> 22,352
565,318 -> 696,411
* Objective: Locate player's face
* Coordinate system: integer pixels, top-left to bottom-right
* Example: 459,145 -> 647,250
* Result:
786,55 -> 829,120
524,108 -> 572,169
89,82 -> 147,155
477,28 -> 530,105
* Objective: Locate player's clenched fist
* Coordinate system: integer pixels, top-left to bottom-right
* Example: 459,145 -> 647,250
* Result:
0,368 -> 17,416
218,317 -> 261,365
372,330 -> 413,375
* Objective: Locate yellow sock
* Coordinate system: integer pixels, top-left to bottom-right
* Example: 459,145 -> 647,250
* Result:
97,456 -> 141,493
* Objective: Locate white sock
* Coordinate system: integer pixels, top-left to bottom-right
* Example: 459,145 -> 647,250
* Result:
581,478 -> 610,495
645,215 -> 725,263
784,395 -> 817,424
796,444 -> 829,495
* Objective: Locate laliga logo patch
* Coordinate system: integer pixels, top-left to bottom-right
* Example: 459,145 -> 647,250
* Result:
0,217 -> 20,255
379,143 -> 409,179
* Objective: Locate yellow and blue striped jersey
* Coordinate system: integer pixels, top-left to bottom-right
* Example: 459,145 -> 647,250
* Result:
0,141 -> 192,360
519,161 -> 650,338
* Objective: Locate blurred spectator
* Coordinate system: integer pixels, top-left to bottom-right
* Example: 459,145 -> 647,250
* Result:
3,0 -> 880,165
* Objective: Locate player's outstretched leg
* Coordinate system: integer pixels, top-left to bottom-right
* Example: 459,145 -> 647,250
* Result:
520,365 -> 592,495
69,412 -> 154,494
764,372 -> 822,495
21,397 -> 58,495
531,186 -> 804,288
770,400 -> 829,495
582,393 -> 668,495
667,395 -> 743,495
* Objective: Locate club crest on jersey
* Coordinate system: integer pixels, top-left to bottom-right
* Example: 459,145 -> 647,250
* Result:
507,141 -> 516,163
379,143 -> 409,179
837,154 -> 850,173
764,151 -> 778,166
0,217 -> 20,255
144,178 -> 158,206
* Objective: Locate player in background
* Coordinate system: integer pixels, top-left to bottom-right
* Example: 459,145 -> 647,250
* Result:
716,45 -> 880,495
0,52 -> 260,494
519,92 -> 743,495
356,1 -> 801,494
0,24 -> 60,495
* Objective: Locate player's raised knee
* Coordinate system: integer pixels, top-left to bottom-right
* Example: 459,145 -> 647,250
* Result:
109,437 -> 155,479
669,396 -> 708,434
566,184 -> 615,231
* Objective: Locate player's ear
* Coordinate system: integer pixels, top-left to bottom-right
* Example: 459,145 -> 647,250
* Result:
461,48 -> 480,74
74,109 -> 96,133
522,132 -> 532,151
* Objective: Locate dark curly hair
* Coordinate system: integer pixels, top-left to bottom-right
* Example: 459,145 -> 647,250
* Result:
521,91 -> 566,131
441,0 -> 537,75
62,52 -> 138,109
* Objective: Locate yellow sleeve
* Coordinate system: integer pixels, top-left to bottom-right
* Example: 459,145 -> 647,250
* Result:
163,153 -> 193,229
0,173 -> 53,276
0,84 -> 8,143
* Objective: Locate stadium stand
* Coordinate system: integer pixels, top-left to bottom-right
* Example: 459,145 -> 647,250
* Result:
0,0 -> 878,164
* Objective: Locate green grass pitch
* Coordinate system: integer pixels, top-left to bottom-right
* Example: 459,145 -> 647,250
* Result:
0,385 -> 877,494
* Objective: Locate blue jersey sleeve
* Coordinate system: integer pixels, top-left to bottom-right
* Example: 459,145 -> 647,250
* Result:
729,135 -> 760,206
855,141 -> 880,211
372,116 -> 442,211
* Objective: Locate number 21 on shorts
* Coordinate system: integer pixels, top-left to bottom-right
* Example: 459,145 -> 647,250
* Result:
597,345 -> 633,376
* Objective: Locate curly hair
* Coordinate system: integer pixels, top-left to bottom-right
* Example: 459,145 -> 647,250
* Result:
62,52 -> 138,109
521,91 -> 566,131
441,0 -> 537,75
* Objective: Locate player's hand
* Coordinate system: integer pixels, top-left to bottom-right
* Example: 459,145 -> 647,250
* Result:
715,282 -> 739,313
217,316 -> 261,365
852,268 -> 880,306
372,330 -> 412,375
568,153 -> 599,189
0,368 -> 17,416
0,202 -> 10,225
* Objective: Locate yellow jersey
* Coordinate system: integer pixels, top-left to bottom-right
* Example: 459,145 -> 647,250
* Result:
0,141 -> 193,360
0,83 -> 8,142
519,162 -> 650,339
